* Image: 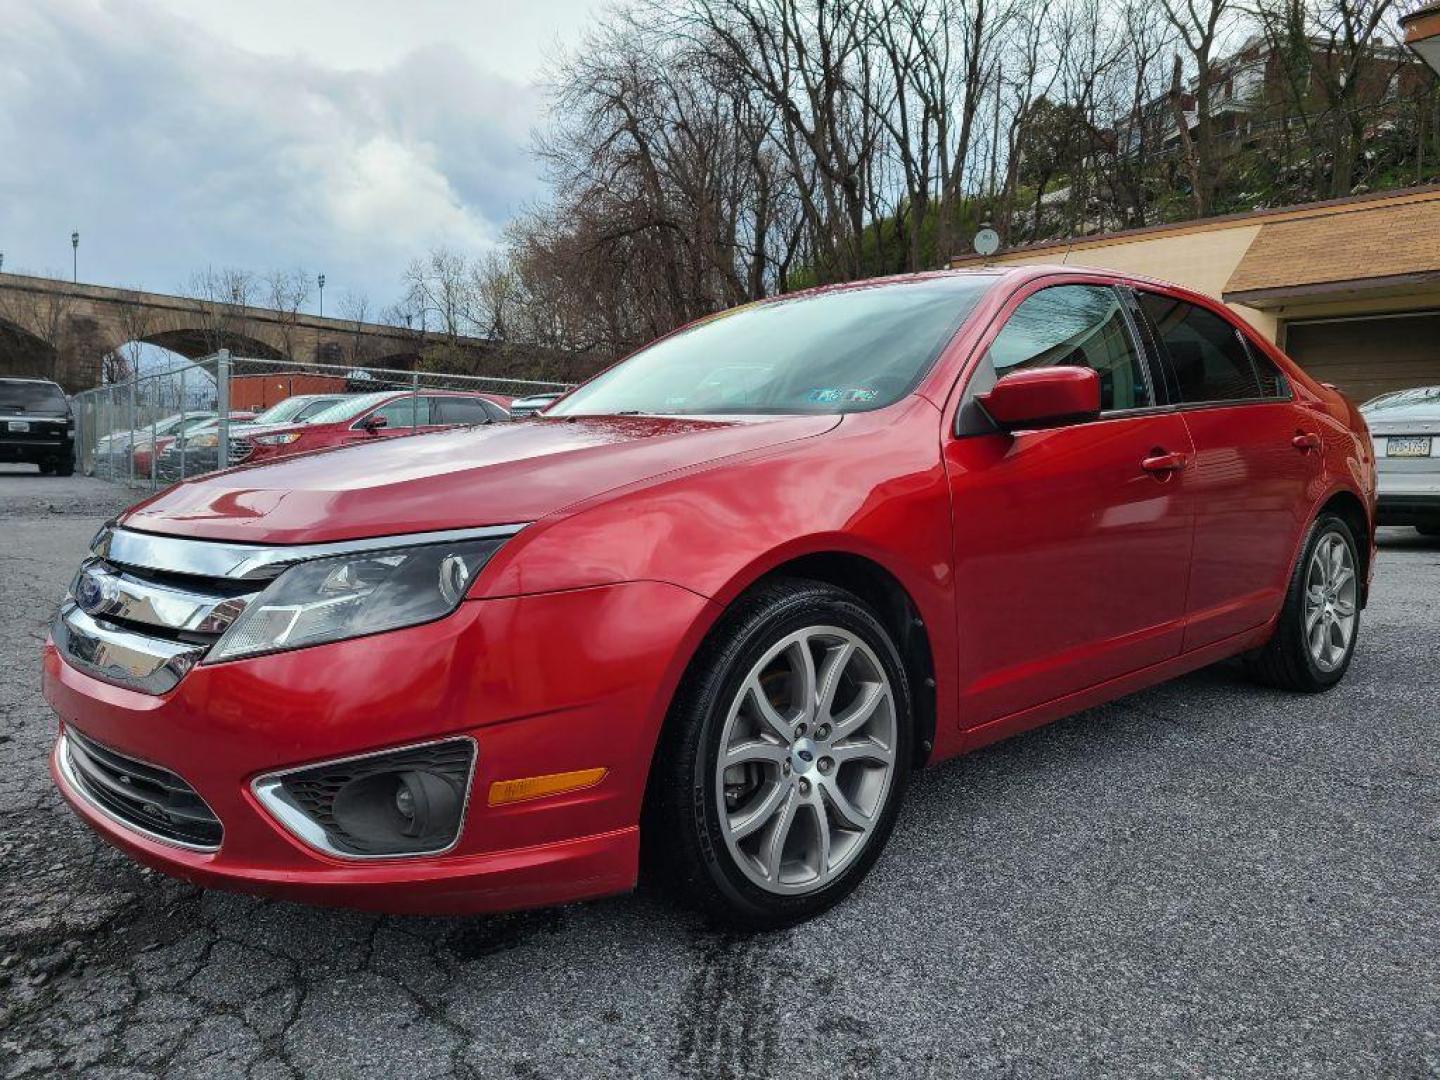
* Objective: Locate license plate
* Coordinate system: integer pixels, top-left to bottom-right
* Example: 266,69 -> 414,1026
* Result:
1387,436 -> 1432,458
7,421 -> 29,433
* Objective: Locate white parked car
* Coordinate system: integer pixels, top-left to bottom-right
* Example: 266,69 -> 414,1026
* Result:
1362,386 -> 1440,536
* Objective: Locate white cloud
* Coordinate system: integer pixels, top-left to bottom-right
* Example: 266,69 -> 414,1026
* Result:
0,0 -> 585,311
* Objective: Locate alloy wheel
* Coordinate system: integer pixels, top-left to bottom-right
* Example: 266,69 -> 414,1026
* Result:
1303,531 -> 1357,672
714,626 -> 897,895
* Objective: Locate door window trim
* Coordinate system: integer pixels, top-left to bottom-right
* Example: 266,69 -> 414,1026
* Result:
953,281 -> 1169,437
1129,286 -> 1294,409
350,394 -> 432,431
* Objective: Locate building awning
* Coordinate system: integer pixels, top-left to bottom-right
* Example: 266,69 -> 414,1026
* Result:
1222,194 -> 1440,308
1403,1 -> 1440,75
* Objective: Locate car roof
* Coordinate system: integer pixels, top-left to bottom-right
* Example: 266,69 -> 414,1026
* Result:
767,263 -> 1205,305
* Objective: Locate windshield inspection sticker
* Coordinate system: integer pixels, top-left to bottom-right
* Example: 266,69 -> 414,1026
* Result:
807,387 -> 879,404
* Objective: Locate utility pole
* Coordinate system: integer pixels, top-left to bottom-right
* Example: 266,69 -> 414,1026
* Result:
71,231 -> 79,283
317,273 -> 326,317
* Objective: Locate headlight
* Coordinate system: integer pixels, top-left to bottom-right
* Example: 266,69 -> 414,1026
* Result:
208,538 -> 505,662
253,432 -> 302,446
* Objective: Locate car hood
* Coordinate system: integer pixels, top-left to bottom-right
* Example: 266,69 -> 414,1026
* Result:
121,413 -> 840,543
231,421 -> 304,437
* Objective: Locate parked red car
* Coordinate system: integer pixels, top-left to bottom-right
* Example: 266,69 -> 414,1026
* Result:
237,389 -> 513,464
43,267 -> 1376,929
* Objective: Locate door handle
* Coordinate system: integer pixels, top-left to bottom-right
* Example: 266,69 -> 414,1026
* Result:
1141,450 -> 1187,474
1292,432 -> 1321,452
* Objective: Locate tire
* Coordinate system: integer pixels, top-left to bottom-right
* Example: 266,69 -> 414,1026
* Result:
646,577 -> 913,930
1246,512 -> 1361,692
37,461 -> 54,476
55,458 -> 75,477
1417,524 -> 1440,538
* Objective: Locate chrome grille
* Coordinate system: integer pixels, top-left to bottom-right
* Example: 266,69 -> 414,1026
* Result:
54,551 -> 263,694
61,728 -> 222,850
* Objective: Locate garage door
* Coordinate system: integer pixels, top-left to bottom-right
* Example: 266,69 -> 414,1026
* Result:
1284,312 -> 1440,404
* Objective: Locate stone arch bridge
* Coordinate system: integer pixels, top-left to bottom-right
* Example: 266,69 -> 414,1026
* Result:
0,272 -> 571,391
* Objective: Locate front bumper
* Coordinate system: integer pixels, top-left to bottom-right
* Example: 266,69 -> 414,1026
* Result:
44,580 -> 713,914
0,436 -> 72,463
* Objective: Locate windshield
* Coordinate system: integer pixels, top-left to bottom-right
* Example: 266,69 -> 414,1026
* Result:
250,396 -> 343,425
294,397 -> 342,421
303,391 -> 393,425
0,380 -> 68,414
251,398 -> 313,425
547,276 -> 995,417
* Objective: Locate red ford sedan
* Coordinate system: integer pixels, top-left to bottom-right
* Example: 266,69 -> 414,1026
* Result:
239,389 -> 514,464
43,267 -> 1376,929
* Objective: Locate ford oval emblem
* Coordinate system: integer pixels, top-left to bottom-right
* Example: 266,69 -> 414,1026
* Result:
75,570 -> 111,614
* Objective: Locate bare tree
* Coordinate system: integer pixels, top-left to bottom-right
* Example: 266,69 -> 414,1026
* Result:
1160,0 -> 1240,215
185,267 -> 261,357
339,291 -> 373,366
264,268 -> 311,360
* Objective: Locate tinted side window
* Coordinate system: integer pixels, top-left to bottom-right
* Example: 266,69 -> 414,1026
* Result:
370,396 -> 431,427
1138,294 -> 1262,403
1247,343 -> 1290,399
988,285 -> 1153,411
479,398 -> 511,422
434,397 -> 492,425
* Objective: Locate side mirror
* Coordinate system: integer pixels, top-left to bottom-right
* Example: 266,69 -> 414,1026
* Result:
362,413 -> 389,432
978,367 -> 1101,430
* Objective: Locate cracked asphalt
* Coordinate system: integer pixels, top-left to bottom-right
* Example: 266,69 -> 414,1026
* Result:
1,463 -> 1436,1079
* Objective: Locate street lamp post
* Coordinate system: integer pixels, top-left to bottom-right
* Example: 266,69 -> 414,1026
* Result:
71,231 -> 79,283
317,273 -> 326,317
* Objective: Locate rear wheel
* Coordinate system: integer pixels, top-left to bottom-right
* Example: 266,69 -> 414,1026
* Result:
37,461 -> 54,476
1417,524 -> 1440,538
55,458 -> 75,477
647,578 -> 912,929
1247,513 -> 1360,692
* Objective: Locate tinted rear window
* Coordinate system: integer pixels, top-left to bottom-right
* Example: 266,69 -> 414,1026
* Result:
434,397 -> 493,425
0,381 -> 68,413
1138,294 -> 1263,403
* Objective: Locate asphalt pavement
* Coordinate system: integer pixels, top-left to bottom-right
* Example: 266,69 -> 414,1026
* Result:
1,462 -> 1436,1079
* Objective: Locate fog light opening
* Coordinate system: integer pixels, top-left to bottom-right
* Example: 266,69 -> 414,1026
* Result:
255,737 -> 477,859
330,769 -> 462,853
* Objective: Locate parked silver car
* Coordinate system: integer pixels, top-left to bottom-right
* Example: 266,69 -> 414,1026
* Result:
1362,386 -> 1440,535
508,392 -> 562,417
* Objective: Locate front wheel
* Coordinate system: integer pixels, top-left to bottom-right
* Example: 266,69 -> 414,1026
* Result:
647,578 -> 913,929
1247,513 -> 1361,692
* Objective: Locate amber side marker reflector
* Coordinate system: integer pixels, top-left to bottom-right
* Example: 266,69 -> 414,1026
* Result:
488,767 -> 608,807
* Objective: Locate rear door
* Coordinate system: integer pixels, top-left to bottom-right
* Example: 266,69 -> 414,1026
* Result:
1133,290 -> 1321,650
945,281 -> 1197,725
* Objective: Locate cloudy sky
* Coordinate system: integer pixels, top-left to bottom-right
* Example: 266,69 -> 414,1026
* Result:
0,0 -> 604,314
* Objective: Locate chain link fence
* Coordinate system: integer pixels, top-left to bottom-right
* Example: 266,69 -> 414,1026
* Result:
73,350 -> 574,490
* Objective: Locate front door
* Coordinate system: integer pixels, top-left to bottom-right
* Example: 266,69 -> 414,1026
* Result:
349,394 -> 439,445
944,282 -> 1197,726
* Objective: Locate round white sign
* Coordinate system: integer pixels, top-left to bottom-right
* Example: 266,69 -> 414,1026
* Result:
973,227 -> 1001,257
